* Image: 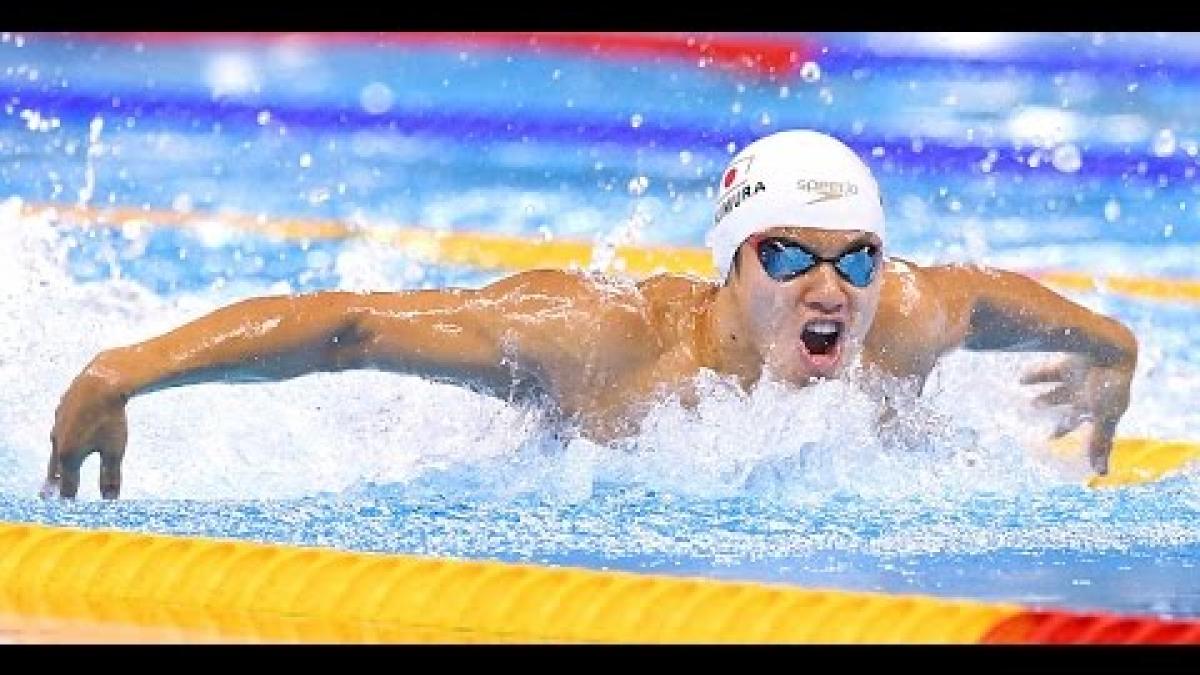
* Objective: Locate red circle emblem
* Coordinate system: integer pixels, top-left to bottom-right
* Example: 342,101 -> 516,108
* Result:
723,168 -> 737,188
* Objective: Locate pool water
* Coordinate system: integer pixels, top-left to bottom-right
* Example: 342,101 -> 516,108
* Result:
2,32 -> 1200,619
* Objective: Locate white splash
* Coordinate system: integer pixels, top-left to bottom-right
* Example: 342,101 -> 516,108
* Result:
76,116 -> 104,206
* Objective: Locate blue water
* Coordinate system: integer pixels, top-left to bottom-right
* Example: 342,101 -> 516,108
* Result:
2,32 -> 1200,620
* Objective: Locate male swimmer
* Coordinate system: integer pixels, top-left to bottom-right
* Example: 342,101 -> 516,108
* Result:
45,130 -> 1137,499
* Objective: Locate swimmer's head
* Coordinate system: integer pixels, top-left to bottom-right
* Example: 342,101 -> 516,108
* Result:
707,129 -> 886,281
709,130 -> 887,383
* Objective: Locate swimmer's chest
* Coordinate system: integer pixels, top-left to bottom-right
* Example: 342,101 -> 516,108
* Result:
550,344 -> 710,428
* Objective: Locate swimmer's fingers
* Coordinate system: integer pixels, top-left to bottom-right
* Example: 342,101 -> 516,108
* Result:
98,418 -> 127,500
48,402 -> 90,499
46,409 -> 127,500
1020,359 -> 1071,386
52,440 -> 88,500
1087,417 -> 1119,476
1033,384 -> 1076,408
1050,410 -> 1089,439
40,435 -> 61,499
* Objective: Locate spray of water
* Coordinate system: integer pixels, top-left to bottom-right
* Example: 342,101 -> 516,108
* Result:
0,197 -> 1190,515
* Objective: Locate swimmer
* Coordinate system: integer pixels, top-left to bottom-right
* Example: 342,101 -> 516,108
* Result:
44,129 -> 1138,499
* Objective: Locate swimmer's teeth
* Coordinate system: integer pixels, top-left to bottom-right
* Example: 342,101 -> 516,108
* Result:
808,322 -> 839,335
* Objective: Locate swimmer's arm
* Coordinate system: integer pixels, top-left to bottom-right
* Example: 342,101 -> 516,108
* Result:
49,271 -> 603,499
927,264 -> 1137,366
91,281 -> 564,401
924,264 -> 1137,474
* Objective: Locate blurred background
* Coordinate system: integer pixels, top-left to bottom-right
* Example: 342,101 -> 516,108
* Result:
4,31 -> 1199,291
3,32 -> 1200,618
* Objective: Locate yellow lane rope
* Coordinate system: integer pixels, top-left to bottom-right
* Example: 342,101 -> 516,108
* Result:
21,202 -> 1200,303
0,522 -> 1021,643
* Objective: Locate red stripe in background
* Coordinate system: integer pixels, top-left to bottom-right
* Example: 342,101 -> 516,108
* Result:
63,32 -> 816,77
982,610 -> 1200,644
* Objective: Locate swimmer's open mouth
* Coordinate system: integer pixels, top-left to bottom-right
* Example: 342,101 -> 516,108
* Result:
801,319 -> 844,357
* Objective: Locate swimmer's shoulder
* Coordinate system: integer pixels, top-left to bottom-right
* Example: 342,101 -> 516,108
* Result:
637,272 -> 716,300
481,269 -> 711,350
637,273 -> 718,320
873,258 -> 980,360
485,268 -> 662,335
880,257 -> 974,305
488,268 -> 712,308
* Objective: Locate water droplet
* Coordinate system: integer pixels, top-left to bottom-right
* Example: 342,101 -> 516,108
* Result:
979,149 -> 999,173
1104,198 -> 1121,222
359,82 -> 394,115
800,61 -> 821,82
627,176 -> 649,196
678,151 -> 693,166
1051,143 -> 1082,173
307,187 -> 330,205
629,113 -> 643,129
256,110 -> 271,125
1152,128 -> 1177,157
299,153 -> 313,169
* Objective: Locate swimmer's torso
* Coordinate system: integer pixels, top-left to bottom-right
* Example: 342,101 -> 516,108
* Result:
478,264 -> 957,441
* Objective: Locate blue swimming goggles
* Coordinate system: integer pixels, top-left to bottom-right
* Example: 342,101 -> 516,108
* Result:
755,237 -> 882,288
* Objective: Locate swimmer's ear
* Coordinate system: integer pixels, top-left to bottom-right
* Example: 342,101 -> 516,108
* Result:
725,243 -> 746,286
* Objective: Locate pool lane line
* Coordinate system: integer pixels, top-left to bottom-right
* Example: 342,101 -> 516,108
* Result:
0,521 -> 1197,644
9,85 -> 1200,181
53,32 -> 816,77
46,32 -> 1200,82
23,201 -> 1200,306
3,520 -> 1200,643
1057,437 -> 1200,490
1031,270 -> 1200,306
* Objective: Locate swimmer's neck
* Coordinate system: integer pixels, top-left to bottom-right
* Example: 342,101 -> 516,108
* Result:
698,283 -> 767,391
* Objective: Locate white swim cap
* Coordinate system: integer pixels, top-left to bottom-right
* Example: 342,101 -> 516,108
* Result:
706,129 -> 886,279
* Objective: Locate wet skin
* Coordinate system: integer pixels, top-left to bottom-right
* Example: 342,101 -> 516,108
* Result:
46,227 -> 1138,499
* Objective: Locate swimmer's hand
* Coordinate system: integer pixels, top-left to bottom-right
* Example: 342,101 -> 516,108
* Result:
1021,353 -> 1134,475
43,356 -> 129,500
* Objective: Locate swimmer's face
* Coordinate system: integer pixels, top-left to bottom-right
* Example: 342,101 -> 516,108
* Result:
730,226 -> 883,383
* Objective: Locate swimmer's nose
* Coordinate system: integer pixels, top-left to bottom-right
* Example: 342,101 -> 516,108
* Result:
802,264 -> 847,314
